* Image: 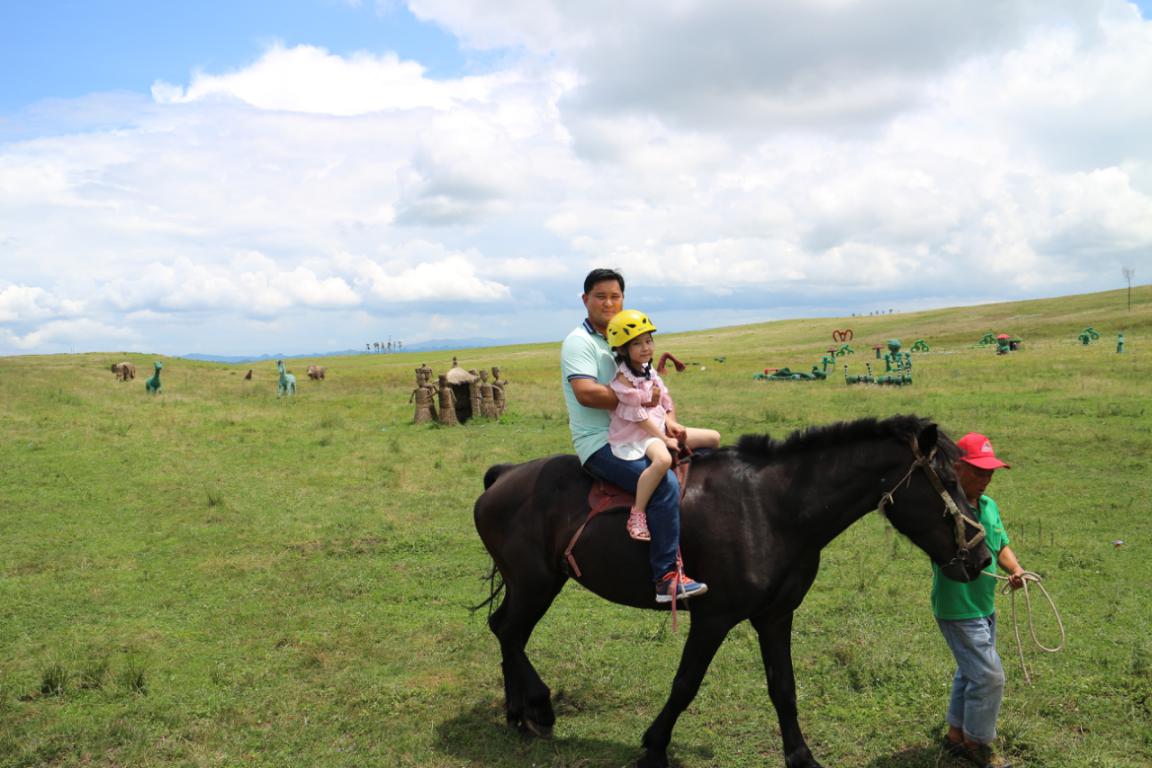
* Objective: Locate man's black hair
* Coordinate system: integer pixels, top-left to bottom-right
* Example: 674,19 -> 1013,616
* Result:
583,268 -> 625,295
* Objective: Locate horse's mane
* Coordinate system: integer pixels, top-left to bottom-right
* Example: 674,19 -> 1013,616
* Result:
730,414 -> 948,465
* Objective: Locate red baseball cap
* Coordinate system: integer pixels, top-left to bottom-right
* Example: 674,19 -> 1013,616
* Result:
956,433 -> 1011,469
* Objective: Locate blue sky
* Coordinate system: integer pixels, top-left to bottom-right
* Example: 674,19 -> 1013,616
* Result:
1,1 -> 1151,356
1,2 -> 475,111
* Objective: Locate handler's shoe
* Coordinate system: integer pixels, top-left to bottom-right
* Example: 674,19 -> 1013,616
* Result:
960,741 -> 1012,768
655,571 -> 708,603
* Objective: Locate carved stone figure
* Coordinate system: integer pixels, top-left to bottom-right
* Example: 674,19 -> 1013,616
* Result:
490,367 -> 506,416
437,374 -> 459,426
479,369 -> 498,419
468,369 -> 483,421
411,381 -> 437,424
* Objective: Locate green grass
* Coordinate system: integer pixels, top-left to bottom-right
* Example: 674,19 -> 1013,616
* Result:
1,285 -> 1151,767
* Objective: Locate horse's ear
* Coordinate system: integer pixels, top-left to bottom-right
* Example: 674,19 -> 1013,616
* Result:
916,422 -> 939,455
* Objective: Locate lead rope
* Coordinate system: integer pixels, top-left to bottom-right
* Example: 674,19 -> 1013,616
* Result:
981,570 -> 1065,685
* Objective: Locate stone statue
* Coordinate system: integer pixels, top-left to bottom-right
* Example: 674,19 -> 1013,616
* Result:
490,366 -> 506,416
479,369 -> 498,419
437,374 -> 458,426
415,364 -> 431,388
468,369 -> 483,421
410,381 -> 437,424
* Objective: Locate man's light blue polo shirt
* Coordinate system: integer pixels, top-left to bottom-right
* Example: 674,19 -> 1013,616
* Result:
561,319 -> 618,463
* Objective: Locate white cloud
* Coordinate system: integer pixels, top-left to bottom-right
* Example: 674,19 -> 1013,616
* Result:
0,318 -> 137,351
152,43 -> 522,116
2,1 -> 1152,355
0,284 -> 85,323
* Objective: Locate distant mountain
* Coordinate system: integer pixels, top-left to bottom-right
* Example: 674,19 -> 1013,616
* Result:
180,337 -> 530,364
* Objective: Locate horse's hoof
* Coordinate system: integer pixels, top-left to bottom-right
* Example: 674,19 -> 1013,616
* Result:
635,750 -> 668,768
523,718 -> 554,739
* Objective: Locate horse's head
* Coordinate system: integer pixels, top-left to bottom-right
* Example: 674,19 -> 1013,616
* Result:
879,421 -> 992,582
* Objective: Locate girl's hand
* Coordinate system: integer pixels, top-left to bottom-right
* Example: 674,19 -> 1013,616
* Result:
665,419 -> 686,440
646,385 -> 661,408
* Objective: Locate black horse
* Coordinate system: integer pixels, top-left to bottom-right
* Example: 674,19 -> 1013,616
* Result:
473,415 -> 992,768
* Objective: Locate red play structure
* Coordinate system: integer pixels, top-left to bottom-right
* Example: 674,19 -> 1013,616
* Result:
656,352 -> 686,374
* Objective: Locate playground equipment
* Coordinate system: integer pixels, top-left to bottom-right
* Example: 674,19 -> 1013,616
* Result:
844,353 -> 913,386
880,339 -> 913,374
756,351 -> 836,382
910,339 -> 931,353
993,333 -> 1019,354
976,331 -> 1021,353
276,360 -> 296,397
1117,333 -> 1125,353
656,352 -> 686,374
832,329 -> 853,342
144,362 -> 163,394
844,363 -> 874,385
755,366 -> 827,381
1078,327 -> 1101,346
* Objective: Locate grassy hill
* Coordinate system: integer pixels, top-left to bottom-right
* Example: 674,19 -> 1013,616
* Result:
1,285 -> 1149,767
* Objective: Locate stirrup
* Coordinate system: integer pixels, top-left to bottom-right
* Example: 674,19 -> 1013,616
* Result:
626,507 -> 650,541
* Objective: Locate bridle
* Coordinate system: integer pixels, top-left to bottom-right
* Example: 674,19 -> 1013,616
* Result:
878,438 -> 986,570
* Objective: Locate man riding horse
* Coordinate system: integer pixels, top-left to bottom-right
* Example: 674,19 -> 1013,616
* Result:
560,268 -> 707,603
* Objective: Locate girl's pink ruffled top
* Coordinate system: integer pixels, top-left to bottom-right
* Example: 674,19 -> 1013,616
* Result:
608,362 -> 674,447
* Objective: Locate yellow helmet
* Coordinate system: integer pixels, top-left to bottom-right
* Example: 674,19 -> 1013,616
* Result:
606,309 -> 657,348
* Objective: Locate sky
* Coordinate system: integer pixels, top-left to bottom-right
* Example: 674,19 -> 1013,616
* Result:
2,0 -> 1151,357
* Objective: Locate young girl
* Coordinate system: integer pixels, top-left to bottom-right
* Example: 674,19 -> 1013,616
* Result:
605,309 -> 721,541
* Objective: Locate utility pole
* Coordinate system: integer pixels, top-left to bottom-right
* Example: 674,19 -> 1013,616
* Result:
1122,267 -> 1135,311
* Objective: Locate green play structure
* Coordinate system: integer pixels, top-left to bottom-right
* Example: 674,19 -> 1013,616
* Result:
1078,327 -> 1101,346
144,362 -> 163,395
277,360 -> 297,397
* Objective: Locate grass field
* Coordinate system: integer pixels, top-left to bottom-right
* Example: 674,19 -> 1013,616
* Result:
2,286 -> 1150,768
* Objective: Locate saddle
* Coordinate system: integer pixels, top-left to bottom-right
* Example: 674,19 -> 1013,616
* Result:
563,451 -> 694,578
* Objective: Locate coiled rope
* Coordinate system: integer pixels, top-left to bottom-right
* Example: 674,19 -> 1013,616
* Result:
983,570 -> 1065,685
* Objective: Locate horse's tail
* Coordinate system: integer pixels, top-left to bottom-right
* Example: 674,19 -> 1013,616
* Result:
470,559 -> 505,619
483,463 -> 515,490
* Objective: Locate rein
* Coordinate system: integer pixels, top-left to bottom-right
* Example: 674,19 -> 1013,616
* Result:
877,440 -> 986,568
982,570 -> 1066,685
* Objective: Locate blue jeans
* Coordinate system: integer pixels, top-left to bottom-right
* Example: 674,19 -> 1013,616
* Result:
583,443 -> 680,583
937,615 -> 1006,744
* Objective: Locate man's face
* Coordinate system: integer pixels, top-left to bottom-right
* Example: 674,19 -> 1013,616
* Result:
955,462 -> 995,504
582,279 -> 624,333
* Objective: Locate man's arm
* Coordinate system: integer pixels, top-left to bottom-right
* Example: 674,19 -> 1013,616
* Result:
570,377 -> 619,410
997,545 -> 1025,589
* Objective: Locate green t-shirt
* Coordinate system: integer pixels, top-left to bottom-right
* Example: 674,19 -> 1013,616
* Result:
560,321 -> 618,464
931,495 -> 1010,620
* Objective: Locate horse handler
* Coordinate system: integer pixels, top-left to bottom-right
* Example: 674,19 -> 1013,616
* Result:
935,433 -> 1026,768
560,268 -> 708,603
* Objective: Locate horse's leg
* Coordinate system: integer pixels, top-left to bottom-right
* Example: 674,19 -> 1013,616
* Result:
750,612 -> 824,768
638,615 -> 735,768
488,571 -> 567,737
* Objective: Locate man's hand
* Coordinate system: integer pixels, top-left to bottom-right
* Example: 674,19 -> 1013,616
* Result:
1007,570 -> 1026,590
